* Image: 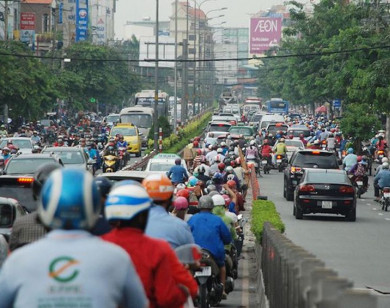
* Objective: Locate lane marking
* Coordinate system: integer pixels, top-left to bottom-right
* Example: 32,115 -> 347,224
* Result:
373,208 -> 378,211
241,249 -> 249,307
378,213 -> 384,216
385,218 -> 390,221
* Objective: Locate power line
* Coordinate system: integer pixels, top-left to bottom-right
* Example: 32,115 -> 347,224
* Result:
1,44 -> 390,63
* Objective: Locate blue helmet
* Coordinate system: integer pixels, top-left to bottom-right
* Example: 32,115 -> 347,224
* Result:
39,169 -> 100,230
347,147 -> 354,154
105,183 -> 152,221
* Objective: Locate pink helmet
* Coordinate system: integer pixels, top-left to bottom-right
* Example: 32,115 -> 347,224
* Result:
173,196 -> 189,210
222,194 -> 231,207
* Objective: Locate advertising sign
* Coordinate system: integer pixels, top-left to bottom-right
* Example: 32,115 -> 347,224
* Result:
20,30 -> 35,43
250,17 -> 282,54
20,12 -> 35,30
76,0 -> 88,42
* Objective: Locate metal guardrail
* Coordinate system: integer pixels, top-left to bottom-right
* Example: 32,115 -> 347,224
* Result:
124,107 -> 214,171
261,222 -> 378,308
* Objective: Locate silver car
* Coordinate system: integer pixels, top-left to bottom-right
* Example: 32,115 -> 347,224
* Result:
42,147 -> 93,172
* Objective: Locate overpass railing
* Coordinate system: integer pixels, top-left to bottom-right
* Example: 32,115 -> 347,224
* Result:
261,222 -> 378,308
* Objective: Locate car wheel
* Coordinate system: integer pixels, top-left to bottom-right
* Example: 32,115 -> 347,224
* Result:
293,203 -> 296,215
345,208 -> 356,221
286,183 -> 293,201
295,204 -> 303,219
283,179 -> 287,198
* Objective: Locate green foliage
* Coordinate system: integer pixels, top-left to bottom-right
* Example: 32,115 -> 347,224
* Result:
340,103 -> 380,146
251,200 -> 285,243
148,116 -> 172,140
148,112 -> 212,153
257,0 -> 390,112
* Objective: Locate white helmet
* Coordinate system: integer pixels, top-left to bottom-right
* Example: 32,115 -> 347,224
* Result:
217,148 -> 223,153
250,140 -> 256,146
221,142 -> 226,146
383,162 -> 389,169
212,194 -> 225,207
382,157 -> 389,163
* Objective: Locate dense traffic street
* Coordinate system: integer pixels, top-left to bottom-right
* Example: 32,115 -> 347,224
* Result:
260,165 -> 390,291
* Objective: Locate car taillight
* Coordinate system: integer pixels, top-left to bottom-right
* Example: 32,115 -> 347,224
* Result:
378,150 -> 384,154
277,155 -> 282,159
291,166 -> 302,173
299,184 -> 315,192
18,177 -> 34,184
339,186 -> 354,193
322,140 -> 326,144
383,187 -> 390,193
312,151 -> 320,154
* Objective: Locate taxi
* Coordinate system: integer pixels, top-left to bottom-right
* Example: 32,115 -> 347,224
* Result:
110,123 -> 142,157
145,153 -> 188,174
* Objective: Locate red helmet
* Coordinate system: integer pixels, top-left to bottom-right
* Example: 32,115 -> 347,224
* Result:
176,189 -> 190,200
289,134 -> 294,139
227,180 -> 236,188
194,136 -> 201,142
218,163 -> 225,171
222,194 -> 231,207
196,149 -> 202,155
193,140 -> 199,147
357,155 -> 362,162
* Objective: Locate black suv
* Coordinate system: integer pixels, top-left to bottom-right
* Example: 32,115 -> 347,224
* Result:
283,150 -> 339,201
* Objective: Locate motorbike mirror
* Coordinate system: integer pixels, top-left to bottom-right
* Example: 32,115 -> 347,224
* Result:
237,214 -> 243,220
87,159 -> 95,165
175,244 -> 202,264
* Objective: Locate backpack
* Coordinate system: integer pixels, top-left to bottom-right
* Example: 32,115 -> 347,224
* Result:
354,163 -> 366,177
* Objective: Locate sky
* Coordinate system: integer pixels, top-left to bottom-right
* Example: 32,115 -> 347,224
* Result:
114,0 -> 286,39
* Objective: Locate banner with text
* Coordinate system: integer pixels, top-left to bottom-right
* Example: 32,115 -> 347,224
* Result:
76,0 -> 88,42
250,17 -> 282,54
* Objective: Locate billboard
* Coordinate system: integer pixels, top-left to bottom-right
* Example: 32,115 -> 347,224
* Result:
250,17 -> 282,54
76,0 -> 88,42
139,36 -> 175,68
20,12 -> 35,30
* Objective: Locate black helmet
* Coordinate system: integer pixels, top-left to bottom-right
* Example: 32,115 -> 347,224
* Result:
94,177 -> 112,199
32,163 -> 62,200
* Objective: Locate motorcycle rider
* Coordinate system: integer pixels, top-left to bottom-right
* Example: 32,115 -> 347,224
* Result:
343,147 -> 357,172
374,162 -> 390,201
30,131 -> 41,145
349,156 -> 369,190
260,139 -> 273,166
0,124 -> 7,136
273,137 -> 287,165
188,195 -> 232,299
167,158 -> 189,185
374,157 -> 389,200
0,169 -> 148,308
116,135 -> 129,163
102,181 -> 197,308
2,147 -> 11,165
376,134 -> 388,160
143,174 -> 194,249
245,140 -> 260,165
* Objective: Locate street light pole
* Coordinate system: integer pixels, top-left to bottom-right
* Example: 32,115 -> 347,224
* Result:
174,0 -> 178,132
153,0 -> 159,151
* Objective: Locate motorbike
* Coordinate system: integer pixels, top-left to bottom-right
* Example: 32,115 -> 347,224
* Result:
102,154 -> 118,173
380,187 -> 390,211
275,154 -> 287,172
247,158 -> 261,177
117,147 -> 128,169
376,150 -> 385,164
353,175 -> 368,198
260,156 -> 272,174
194,249 -> 224,308
235,214 -> 247,257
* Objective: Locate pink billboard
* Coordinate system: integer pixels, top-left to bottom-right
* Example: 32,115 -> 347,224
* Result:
250,17 -> 282,54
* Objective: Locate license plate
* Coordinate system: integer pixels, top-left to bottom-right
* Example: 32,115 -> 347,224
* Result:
384,193 -> 390,198
322,201 -> 333,209
194,266 -> 211,277
356,181 -> 363,186
292,180 -> 297,185
262,160 -> 268,165
277,159 -> 282,163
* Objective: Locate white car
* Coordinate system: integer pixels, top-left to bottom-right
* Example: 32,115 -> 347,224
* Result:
0,137 -> 33,154
145,153 -> 188,175
273,139 -> 305,160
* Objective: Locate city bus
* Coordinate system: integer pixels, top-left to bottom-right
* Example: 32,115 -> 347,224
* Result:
119,106 -> 154,147
134,90 -> 169,118
265,98 -> 289,114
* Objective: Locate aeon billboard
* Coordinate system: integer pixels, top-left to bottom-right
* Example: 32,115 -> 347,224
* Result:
250,17 -> 282,54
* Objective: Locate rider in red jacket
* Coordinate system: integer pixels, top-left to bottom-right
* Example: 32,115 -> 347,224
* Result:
102,182 -> 197,308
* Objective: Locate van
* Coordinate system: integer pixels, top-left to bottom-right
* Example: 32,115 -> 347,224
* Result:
259,114 -> 285,131
287,125 -> 310,138
110,123 -> 142,157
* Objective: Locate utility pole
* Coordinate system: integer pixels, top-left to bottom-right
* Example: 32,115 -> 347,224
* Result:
4,0 -> 9,40
192,3 -> 197,116
182,39 -> 188,124
153,0 -> 159,151
174,0 -> 178,132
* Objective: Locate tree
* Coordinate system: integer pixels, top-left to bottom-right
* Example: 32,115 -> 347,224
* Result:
340,103 -> 380,153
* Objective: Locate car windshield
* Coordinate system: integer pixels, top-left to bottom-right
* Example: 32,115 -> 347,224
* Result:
251,114 -> 263,122
229,127 -> 253,136
209,124 -> 231,132
0,140 -> 32,149
149,163 -> 174,172
267,125 -> 289,135
6,158 -> 56,175
0,203 -> 13,228
111,127 -> 137,136
285,140 -> 303,148
289,130 -> 310,137
293,153 -> 339,169
306,171 -> 347,184
106,115 -> 120,123
120,114 -> 152,128
49,151 -> 85,164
